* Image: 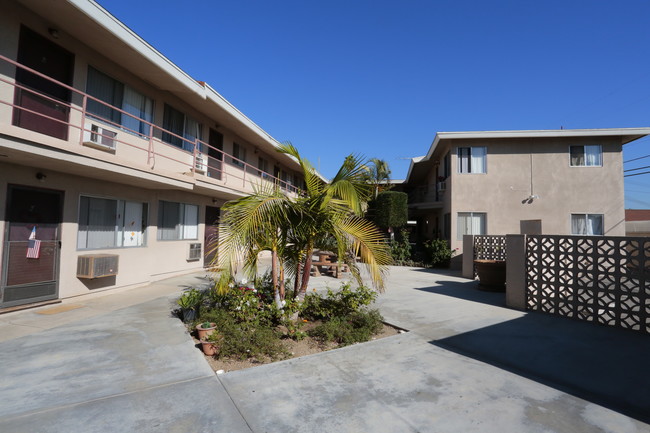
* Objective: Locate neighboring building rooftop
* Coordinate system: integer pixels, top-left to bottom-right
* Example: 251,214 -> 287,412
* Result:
625,209 -> 650,221
406,127 -> 650,182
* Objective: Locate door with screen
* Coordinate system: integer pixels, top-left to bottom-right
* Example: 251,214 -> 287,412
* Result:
1,186 -> 63,308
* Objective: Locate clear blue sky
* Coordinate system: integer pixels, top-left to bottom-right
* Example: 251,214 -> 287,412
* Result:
97,0 -> 650,208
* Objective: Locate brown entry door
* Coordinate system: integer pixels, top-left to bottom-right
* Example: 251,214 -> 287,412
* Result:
12,26 -> 74,140
1,186 -> 63,308
204,206 -> 220,267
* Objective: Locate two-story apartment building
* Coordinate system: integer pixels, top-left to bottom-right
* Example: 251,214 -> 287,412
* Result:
0,0 -> 305,309
403,128 -> 650,262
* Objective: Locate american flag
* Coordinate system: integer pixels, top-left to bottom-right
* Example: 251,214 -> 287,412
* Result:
26,226 -> 41,259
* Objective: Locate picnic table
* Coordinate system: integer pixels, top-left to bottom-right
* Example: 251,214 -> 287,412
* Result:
310,251 -> 349,278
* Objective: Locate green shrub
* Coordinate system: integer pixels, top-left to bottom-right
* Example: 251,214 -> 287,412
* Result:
308,309 -> 384,346
389,228 -> 412,264
302,283 -> 377,321
199,308 -> 288,360
423,239 -> 457,267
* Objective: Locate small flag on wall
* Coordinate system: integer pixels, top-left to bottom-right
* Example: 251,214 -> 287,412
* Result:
26,226 -> 41,259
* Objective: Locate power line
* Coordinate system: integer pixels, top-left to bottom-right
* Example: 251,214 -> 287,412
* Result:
624,170 -> 650,178
624,154 -> 650,164
624,165 -> 650,172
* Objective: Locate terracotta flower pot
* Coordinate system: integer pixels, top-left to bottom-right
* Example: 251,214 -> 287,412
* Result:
474,259 -> 506,292
201,340 -> 218,356
196,322 -> 217,341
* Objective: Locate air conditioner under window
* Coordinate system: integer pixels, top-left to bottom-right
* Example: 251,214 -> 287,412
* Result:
437,181 -> 447,192
194,154 -> 207,173
83,123 -> 117,151
77,254 -> 119,279
187,243 -> 202,261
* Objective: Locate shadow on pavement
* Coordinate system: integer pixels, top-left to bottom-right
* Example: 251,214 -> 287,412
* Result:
431,311 -> 650,424
414,280 -> 507,307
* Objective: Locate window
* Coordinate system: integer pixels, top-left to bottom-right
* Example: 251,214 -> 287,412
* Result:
78,196 -> 147,249
86,67 -> 153,137
162,104 -> 201,152
570,145 -> 602,167
457,212 -> 486,240
442,152 -> 451,178
158,201 -> 198,240
571,214 -> 603,235
231,142 -> 247,167
258,157 -> 269,177
458,147 -> 486,173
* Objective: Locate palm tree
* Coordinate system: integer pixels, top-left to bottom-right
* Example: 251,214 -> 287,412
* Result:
365,158 -> 392,198
214,144 -> 391,298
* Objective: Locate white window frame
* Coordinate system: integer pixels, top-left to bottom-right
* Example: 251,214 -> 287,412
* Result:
77,195 -> 148,250
570,145 -> 602,167
86,66 -> 154,138
157,201 -> 199,241
457,147 -> 487,174
457,212 -> 486,240
571,213 -> 604,235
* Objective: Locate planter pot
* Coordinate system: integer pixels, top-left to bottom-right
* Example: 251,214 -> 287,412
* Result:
201,340 -> 218,356
196,322 -> 217,341
181,308 -> 197,323
474,259 -> 506,292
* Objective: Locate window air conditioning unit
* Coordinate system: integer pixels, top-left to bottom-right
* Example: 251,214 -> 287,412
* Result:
195,154 -> 207,173
437,181 -> 447,192
77,254 -> 119,279
187,243 -> 202,261
83,123 -> 117,152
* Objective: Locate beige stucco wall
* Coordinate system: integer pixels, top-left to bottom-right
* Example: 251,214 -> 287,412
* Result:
0,160 -> 225,299
446,136 -> 625,253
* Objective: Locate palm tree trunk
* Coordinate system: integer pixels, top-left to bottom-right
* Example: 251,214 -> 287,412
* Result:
272,248 -> 282,307
297,244 -> 314,301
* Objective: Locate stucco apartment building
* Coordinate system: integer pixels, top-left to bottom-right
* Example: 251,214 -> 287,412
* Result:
0,0 -> 304,309
402,128 -> 650,259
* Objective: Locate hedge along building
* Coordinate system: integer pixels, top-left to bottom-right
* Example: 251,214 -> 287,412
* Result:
0,0 -> 305,310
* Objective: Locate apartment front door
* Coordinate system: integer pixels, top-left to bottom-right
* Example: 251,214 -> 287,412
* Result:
1,186 -> 63,308
12,26 -> 74,140
204,206 -> 220,268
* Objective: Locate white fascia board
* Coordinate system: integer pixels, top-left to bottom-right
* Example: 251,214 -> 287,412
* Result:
434,127 -> 650,141
70,0 -> 206,100
404,155 -> 425,182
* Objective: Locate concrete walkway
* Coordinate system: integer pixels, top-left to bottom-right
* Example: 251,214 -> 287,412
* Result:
0,267 -> 648,432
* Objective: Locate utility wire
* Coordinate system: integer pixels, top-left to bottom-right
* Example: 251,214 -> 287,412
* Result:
624,154 -> 650,164
624,170 -> 650,178
624,165 -> 650,172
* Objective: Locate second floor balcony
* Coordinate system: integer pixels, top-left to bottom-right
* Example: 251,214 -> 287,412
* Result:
0,54 -> 302,197
407,181 -> 447,207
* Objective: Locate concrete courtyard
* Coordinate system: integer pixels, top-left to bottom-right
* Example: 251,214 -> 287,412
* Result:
0,266 -> 648,432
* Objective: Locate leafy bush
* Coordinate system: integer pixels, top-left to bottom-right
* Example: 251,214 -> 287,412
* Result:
199,306 -> 288,360
189,280 -> 384,360
308,309 -> 384,346
390,229 -> 412,264
423,239 -> 457,267
302,283 -> 377,320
